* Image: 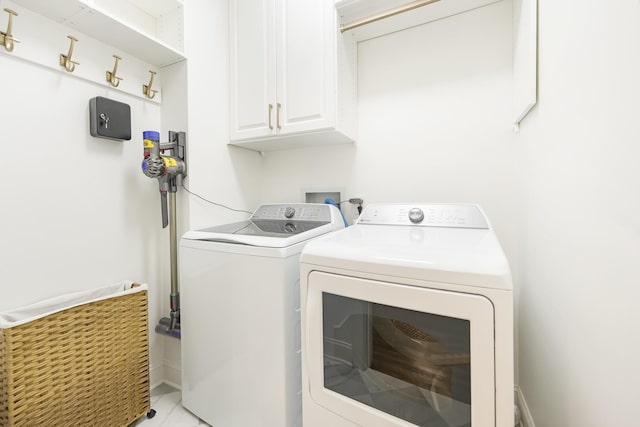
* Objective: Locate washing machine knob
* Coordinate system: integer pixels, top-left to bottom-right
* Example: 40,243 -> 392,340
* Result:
284,207 -> 296,219
408,208 -> 424,223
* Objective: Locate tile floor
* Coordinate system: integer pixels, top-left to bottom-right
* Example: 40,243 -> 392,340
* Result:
130,384 -> 211,427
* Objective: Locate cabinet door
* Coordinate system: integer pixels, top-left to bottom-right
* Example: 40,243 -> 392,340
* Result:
229,0 -> 276,141
275,0 -> 336,135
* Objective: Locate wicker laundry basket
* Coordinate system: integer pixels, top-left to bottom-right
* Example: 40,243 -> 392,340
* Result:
0,282 -> 151,427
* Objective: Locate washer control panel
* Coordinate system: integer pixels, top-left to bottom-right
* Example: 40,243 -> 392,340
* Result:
358,204 -> 489,229
252,203 -> 332,223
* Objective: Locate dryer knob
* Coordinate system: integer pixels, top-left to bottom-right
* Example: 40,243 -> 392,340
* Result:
284,207 -> 296,219
408,208 -> 424,223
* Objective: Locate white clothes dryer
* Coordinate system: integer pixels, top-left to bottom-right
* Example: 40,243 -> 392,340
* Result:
180,203 -> 344,427
300,203 -> 514,427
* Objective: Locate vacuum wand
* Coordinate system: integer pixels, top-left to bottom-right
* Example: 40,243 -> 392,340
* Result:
141,130 -> 187,336
168,190 -> 179,330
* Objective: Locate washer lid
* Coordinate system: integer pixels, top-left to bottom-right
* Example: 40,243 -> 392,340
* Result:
301,203 -> 512,290
182,203 -> 345,247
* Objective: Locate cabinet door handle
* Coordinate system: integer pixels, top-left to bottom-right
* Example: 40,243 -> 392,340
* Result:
276,103 -> 282,130
268,104 -> 274,130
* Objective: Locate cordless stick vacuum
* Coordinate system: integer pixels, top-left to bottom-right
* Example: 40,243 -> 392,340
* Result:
141,130 -> 187,339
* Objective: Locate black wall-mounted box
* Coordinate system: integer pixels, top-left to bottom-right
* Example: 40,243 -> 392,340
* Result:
89,96 -> 131,141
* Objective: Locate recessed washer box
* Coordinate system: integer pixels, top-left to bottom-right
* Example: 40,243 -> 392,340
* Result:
304,191 -> 342,205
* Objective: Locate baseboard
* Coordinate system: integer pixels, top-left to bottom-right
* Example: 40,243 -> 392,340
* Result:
163,360 -> 182,389
149,363 -> 164,390
515,385 -> 536,427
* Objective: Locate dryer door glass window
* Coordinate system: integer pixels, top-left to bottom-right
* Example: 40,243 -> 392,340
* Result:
322,293 -> 471,427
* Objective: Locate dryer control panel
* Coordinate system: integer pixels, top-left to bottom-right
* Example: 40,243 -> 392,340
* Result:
357,203 -> 489,229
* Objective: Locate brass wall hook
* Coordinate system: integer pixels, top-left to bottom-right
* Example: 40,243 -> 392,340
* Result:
142,70 -> 158,99
0,8 -> 20,52
106,54 -> 123,87
59,35 -> 79,73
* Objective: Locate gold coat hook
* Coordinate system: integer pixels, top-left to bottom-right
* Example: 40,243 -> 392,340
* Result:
106,54 -> 123,87
0,8 -> 20,52
59,35 -> 79,73
142,70 -> 158,99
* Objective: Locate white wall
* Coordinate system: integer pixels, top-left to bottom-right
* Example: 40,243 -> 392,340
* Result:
160,0 -> 263,387
157,60 -> 189,388
0,46 -> 165,382
258,0 -> 524,417
261,1 -> 518,267
261,0 -> 521,414
167,0 -> 516,392
0,0 -> 263,393
516,2 -> 640,426
217,1 -> 640,425
9,3 -> 639,425
183,0 -> 262,232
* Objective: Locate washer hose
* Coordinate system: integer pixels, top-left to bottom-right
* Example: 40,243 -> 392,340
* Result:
324,198 -> 349,227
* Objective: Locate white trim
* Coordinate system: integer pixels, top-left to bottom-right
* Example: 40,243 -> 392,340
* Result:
149,360 -> 182,390
149,363 -> 165,390
163,360 -> 182,389
515,385 -> 536,427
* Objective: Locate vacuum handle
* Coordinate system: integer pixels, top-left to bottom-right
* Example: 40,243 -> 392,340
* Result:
160,190 -> 168,228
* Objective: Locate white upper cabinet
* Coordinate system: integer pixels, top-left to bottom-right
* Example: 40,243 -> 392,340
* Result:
228,0 -> 275,142
229,0 -> 357,152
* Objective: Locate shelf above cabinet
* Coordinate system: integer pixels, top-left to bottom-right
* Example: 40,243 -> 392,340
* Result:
11,0 -> 185,67
229,128 -> 354,153
336,0 -> 502,41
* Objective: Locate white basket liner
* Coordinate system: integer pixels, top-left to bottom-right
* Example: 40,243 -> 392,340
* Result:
0,280 -> 148,329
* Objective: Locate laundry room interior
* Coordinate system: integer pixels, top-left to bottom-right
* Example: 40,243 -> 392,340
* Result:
0,0 -> 638,426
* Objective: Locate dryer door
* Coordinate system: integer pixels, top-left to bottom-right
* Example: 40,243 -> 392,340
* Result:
305,271 -> 495,427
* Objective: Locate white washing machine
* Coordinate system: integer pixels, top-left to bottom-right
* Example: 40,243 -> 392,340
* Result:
300,203 -> 514,427
180,203 -> 344,427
